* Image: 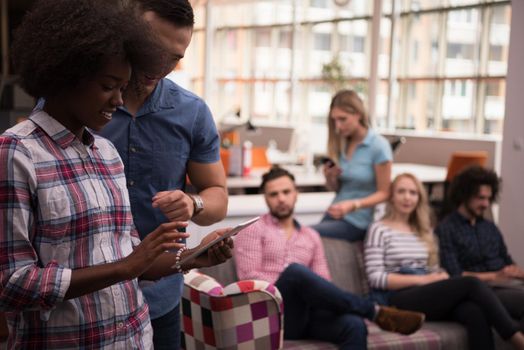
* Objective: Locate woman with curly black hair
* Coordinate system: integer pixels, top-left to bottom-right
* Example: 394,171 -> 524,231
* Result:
0,0 -> 232,348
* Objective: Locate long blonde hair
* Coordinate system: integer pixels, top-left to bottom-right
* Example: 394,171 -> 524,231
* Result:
327,90 -> 369,161
383,173 -> 439,267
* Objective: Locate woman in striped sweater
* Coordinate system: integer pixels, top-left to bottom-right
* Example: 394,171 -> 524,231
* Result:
364,173 -> 524,350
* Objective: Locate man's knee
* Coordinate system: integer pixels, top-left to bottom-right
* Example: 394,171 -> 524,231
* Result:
281,263 -> 312,278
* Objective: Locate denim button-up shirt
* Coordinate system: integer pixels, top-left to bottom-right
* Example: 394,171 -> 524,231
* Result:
100,78 -> 220,319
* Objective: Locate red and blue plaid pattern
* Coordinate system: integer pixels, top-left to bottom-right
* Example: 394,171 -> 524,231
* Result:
0,112 -> 152,349
181,271 -> 284,349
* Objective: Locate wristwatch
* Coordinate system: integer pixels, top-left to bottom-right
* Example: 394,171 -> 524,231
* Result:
189,194 -> 204,218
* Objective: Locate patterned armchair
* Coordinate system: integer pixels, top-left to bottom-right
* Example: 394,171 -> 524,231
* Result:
181,270 -> 284,350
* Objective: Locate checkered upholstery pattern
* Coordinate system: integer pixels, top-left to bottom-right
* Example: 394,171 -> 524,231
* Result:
365,321 -> 441,350
181,271 -> 284,350
283,321 -> 441,350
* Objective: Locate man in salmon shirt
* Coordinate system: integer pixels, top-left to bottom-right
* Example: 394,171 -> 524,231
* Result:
234,166 -> 425,350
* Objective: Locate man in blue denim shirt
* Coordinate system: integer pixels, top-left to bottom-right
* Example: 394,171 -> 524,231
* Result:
436,165 -> 524,332
100,1 -> 229,349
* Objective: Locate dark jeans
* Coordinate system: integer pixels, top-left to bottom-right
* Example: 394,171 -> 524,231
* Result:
275,263 -> 375,350
151,303 -> 181,350
389,276 -> 519,350
312,216 -> 366,242
492,285 -> 524,332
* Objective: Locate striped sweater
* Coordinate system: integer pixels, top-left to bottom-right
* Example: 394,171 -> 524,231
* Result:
365,221 -> 436,290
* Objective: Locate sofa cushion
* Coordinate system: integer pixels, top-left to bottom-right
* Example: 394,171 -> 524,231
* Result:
283,322 -> 440,350
321,238 -> 369,296
421,322 -> 467,350
200,256 -> 239,286
365,322 -> 440,350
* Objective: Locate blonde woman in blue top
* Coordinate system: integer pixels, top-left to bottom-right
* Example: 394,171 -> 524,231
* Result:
313,90 -> 392,241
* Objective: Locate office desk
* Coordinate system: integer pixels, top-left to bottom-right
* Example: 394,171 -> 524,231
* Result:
226,163 -> 447,193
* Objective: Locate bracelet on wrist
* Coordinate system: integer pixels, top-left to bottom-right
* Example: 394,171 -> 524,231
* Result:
353,200 -> 361,210
171,246 -> 190,274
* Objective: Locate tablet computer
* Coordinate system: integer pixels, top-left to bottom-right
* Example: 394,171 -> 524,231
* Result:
179,216 -> 260,265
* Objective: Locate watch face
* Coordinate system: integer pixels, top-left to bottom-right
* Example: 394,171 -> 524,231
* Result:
191,194 -> 204,215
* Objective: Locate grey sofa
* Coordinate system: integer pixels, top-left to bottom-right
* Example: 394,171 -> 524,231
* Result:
199,236 -> 513,349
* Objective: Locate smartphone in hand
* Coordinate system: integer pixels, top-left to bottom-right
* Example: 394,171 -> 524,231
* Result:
319,156 -> 336,168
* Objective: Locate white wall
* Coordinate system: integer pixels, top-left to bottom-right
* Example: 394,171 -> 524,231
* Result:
499,1 -> 524,267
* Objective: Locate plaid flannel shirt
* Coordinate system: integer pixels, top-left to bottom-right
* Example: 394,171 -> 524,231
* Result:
0,111 -> 152,349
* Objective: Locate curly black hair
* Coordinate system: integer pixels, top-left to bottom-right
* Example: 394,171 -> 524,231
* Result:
11,0 -> 167,98
260,166 -> 296,192
133,0 -> 194,27
448,165 -> 501,207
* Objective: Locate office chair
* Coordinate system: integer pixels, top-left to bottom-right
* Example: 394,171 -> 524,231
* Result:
432,151 -> 488,221
445,151 -> 488,182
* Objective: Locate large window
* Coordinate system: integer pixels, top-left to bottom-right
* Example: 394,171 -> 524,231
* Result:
386,1 -> 510,135
184,0 -> 510,154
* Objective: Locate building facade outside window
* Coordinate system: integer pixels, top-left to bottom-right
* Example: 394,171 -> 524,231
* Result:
184,0 -> 510,154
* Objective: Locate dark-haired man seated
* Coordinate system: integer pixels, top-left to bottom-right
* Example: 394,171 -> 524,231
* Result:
436,165 -> 524,332
234,166 -> 425,350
